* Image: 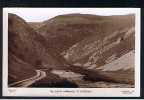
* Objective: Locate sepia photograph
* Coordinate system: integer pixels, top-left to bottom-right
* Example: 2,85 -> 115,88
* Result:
3,8 -> 140,97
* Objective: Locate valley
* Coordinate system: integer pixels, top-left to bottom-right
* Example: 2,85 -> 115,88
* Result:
8,13 -> 135,88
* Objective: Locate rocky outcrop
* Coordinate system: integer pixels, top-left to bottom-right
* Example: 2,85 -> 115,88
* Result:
62,27 -> 135,68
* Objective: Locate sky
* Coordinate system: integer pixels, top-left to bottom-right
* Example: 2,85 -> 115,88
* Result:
5,8 -> 138,22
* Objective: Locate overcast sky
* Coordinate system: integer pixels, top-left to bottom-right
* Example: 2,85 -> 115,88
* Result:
5,8 -> 138,22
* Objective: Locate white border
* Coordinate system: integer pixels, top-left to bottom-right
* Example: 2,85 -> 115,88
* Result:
3,8 -> 141,97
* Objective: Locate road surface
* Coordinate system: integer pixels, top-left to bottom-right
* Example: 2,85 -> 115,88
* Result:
9,70 -> 46,87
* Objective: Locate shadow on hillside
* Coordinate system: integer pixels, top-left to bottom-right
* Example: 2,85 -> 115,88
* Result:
68,65 -> 134,85
30,70 -> 78,88
30,80 -> 78,88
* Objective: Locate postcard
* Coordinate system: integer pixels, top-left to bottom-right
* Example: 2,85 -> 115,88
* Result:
3,8 -> 140,97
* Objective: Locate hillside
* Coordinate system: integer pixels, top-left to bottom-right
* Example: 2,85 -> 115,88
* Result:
8,13 -> 68,83
37,14 -> 134,54
36,14 -> 135,86
62,27 -> 134,67
8,52 -> 36,84
29,22 -> 44,31
8,13 -> 135,87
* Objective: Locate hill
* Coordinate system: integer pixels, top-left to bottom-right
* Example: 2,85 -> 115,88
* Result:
37,14 -> 134,54
8,13 -> 68,83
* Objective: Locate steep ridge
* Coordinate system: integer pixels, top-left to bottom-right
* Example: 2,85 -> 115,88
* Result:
62,27 -> 135,68
9,13 -> 66,69
37,14 -> 134,54
61,26 -> 135,85
8,52 -> 36,84
8,13 -> 68,83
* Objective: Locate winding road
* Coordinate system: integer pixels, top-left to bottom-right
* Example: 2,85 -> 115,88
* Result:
9,70 -> 46,87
